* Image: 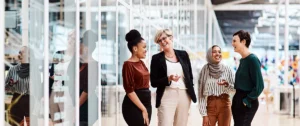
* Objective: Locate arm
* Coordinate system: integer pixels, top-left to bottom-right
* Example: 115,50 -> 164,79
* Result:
127,92 -> 147,112
198,66 -> 207,116
243,57 -> 264,108
5,66 -> 18,89
5,67 -> 13,87
185,51 -> 194,85
150,56 -> 170,88
225,66 -> 235,91
79,91 -> 88,106
122,63 -> 147,111
198,94 -> 208,116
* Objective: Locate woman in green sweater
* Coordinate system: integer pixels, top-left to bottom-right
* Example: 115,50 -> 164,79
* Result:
231,30 -> 264,126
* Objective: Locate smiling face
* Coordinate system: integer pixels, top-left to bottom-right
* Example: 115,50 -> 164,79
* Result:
211,46 -> 222,63
232,35 -> 247,54
157,33 -> 173,51
133,40 -> 147,59
18,46 -> 29,63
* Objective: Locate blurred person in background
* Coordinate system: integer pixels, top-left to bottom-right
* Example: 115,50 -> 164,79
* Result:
79,30 -> 99,126
49,30 -> 76,125
5,46 -> 30,126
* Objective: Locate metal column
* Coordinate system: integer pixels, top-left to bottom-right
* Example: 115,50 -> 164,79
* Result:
0,0 -> 5,124
43,0 -> 49,125
284,0 -> 289,86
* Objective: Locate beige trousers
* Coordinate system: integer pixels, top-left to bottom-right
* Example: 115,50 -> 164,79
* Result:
158,87 -> 191,126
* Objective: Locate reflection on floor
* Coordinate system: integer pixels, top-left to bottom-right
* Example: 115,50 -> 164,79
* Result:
113,102 -> 300,126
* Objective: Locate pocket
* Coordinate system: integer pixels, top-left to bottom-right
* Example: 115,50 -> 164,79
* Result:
206,98 -> 216,114
161,88 -> 170,101
207,98 -> 215,107
207,98 -> 212,106
221,98 -> 231,107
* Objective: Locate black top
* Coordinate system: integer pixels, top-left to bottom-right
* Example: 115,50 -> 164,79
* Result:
79,62 -> 98,123
150,49 -> 197,108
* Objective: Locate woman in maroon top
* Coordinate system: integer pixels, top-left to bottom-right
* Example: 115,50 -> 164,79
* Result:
122,29 -> 151,126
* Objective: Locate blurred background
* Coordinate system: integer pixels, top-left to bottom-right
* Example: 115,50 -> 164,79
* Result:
0,0 -> 300,126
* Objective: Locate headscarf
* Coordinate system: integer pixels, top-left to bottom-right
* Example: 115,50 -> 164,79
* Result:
198,45 -> 225,98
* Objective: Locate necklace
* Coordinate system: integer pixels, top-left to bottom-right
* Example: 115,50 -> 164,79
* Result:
165,54 -> 175,58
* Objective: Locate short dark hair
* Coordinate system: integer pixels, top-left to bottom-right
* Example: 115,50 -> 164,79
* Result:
233,30 -> 251,48
82,30 -> 97,54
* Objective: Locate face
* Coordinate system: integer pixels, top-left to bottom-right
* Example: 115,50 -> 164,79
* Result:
80,43 -> 88,62
231,35 -> 246,53
133,40 -> 147,59
211,46 -> 222,63
157,33 -> 173,51
18,47 -> 29,61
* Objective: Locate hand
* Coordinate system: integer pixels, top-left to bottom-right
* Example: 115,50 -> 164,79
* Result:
9,78 -> 19,85
142,110 -> 149,126
168,74 -> 181,82
217,79 -> 228,87
203,116 -> 211,126
243,102 -> 247,106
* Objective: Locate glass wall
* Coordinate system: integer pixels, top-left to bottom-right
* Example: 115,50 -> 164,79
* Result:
2,0 -> 207,125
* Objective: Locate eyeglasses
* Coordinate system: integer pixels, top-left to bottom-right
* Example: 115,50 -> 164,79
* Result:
157,36 -> 168,43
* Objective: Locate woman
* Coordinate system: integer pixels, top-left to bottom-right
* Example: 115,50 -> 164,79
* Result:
79,30 -> 98,125
49,30 -> 76,125
122,29 -> 151,126
5,46 -> 30,126
150,29 -> 196,126
231,30 -> 264,126
198,45 -> 235,126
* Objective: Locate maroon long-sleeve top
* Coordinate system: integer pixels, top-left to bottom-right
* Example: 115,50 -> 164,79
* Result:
122,60 -> 150,93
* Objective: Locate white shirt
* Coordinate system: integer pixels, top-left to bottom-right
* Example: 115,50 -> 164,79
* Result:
198,66 -> 235,116
166,59 -> 187,89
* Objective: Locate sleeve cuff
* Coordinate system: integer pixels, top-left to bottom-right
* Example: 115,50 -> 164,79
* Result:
125,88 -> 134,94
242,97 -> 252,108
201,113 -> 207,117
165,77 -> 171,86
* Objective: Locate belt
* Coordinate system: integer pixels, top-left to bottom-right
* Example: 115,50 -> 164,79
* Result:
208,93 -> 229,100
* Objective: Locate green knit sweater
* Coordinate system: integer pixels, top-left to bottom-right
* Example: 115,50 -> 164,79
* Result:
235,54 -> 264,108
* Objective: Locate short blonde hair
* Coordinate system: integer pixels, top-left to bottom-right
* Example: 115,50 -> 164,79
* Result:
154,29 -> 173,43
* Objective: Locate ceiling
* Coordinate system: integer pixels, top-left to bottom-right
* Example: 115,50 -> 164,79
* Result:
212,0 -> 300,49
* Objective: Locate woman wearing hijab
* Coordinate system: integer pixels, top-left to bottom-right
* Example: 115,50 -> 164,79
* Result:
150,29 -> 196,126
198,45 -> 235,126
5,46 -> 31,126
231,30 -> 264,126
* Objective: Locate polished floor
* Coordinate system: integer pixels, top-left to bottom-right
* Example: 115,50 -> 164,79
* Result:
101,99 -> 300,126
108,103 -> 300,126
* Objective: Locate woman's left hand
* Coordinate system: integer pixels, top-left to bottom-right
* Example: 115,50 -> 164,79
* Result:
217,79 -> 229,87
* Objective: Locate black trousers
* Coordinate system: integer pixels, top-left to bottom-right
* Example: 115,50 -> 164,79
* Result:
8,93 -> 30,126
122,89 -> 152,126
232,90 -> 259,126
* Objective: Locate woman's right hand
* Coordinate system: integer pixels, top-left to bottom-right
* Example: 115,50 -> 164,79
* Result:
203,116 -> 210,126
142,109 -> 149,126
168,74 -> 181,82
9,78 -> 18,85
